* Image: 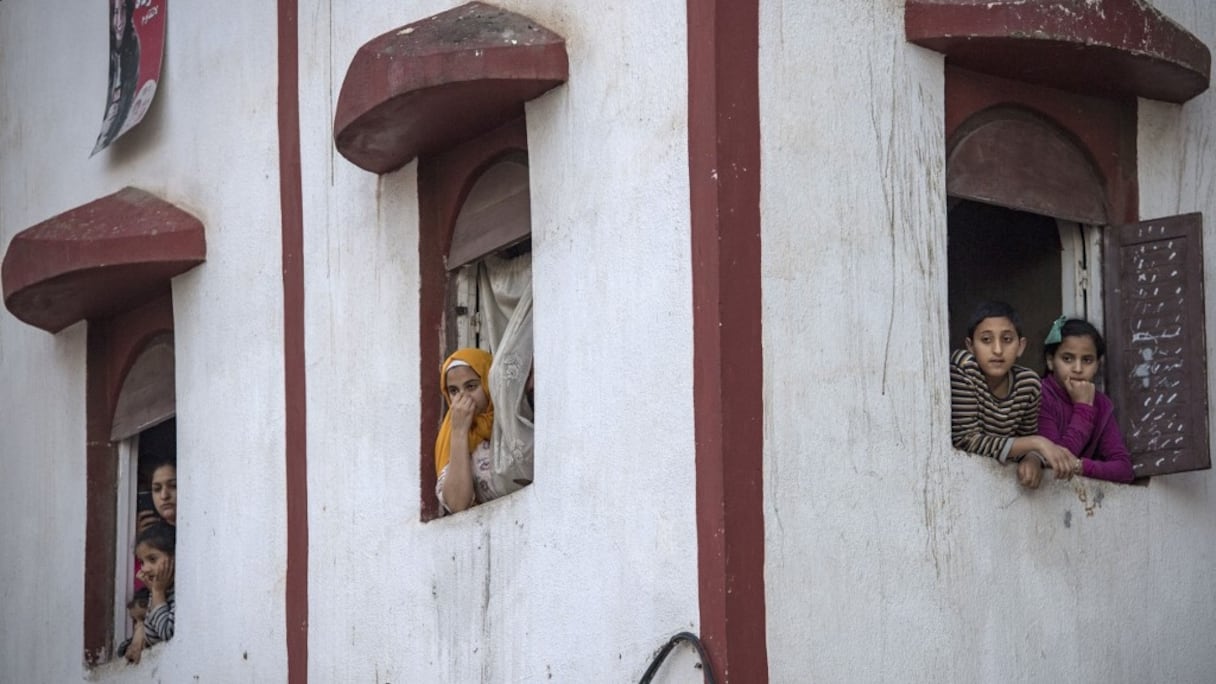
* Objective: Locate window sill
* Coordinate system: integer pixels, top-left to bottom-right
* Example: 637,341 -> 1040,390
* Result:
83,638 -> 169,680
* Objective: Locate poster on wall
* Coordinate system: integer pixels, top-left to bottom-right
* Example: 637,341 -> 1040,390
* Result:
91,0 -> 166,156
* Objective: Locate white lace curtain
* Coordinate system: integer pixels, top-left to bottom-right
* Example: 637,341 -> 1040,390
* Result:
480,252 -> 534,494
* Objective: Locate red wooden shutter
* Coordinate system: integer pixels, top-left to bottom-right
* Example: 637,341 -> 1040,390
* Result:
1104,213 -> 1210,477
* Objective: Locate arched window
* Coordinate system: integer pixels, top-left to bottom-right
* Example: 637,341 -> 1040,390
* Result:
941,67 -> 1210,478
332,4 -> 566,518
0,186 -> 203,664
108,332 -> 176,653
420,119 -> 535,518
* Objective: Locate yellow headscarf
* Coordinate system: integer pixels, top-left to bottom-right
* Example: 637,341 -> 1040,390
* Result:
434,348 -> 495,477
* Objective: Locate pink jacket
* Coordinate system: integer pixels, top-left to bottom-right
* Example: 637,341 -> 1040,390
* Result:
1038,375 -> 1135,483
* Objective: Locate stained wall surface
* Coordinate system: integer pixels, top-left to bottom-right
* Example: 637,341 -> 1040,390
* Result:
300,1 -> 702,682
1,0 -> 704,681
0,1 -> 288,682
760,1 -> 1216,682
8,0 -> 1214,682
1,0 -> 703,682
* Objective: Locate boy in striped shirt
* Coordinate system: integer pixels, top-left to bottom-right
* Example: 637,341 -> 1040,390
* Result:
950,301 -> 1074,481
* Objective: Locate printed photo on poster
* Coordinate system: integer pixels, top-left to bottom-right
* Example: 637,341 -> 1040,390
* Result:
92,0 -> 166,156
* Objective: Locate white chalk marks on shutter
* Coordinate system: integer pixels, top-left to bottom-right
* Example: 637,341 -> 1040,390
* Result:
1105,213 -> 1210,477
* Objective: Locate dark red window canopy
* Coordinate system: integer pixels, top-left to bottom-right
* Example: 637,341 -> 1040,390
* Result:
2,187 -> 205,333
906,0 -> 1211,103
333,2 -> 568,174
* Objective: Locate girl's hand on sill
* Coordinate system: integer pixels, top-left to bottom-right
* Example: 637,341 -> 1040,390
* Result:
1039,441 -> 1077,480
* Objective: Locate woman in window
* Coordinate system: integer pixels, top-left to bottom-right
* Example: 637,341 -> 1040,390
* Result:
435,348 -> 504,513
148,456 -> 178,526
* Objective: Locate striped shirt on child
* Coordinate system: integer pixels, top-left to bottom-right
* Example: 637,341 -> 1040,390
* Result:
144,587 -> 175,646
950,349 -> 1040,461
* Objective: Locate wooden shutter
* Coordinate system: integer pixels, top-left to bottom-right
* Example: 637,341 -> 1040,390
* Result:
1104,213 -> 1210,477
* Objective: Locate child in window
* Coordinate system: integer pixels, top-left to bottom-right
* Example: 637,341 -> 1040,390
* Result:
1020,317 -> 1134,487
435,348 -> 505,513
950,302 -> 1075,475
116,588 -> 150,661
134,522 -> 175,648
126,455 -> 177,662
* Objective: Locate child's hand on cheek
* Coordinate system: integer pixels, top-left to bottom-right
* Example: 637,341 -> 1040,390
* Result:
1065,378 -> 1096,405
138,557 -> 174,595
145,557 -> 174,593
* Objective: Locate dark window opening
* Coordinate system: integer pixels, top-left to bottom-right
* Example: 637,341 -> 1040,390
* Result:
948,199 -> 1063,371
115,418 -> 176,655
948,200 -> 1212,479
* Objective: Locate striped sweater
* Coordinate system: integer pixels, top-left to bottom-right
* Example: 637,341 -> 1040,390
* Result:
950,349 -> 1040,460
144,587 -> 175,646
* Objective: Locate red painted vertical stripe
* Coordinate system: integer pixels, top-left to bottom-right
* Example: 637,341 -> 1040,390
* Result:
687,1 -> 768,682
277,1 -> 309,682
83,325 -> 119,665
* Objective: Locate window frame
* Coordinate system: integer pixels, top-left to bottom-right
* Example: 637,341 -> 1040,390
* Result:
944,67 -> 1210,479
1058,221 -> 1105,330
83,292 -> 175,665
417,116 -> 529,520
112,436 -> 140,646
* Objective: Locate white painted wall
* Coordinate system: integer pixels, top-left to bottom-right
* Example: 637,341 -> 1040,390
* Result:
1135,3 -> 1216,678
761,1 -> 1216,682
300,1 -> 701,682
12,0 -> 1211,681
0,1 -> 288,682
1,1 -> 700,681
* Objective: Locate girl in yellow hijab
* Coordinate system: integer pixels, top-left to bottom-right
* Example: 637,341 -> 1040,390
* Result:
435,348 -> 496,513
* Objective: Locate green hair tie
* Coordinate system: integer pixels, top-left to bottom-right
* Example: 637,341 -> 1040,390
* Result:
1044,315 -> 1068,345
